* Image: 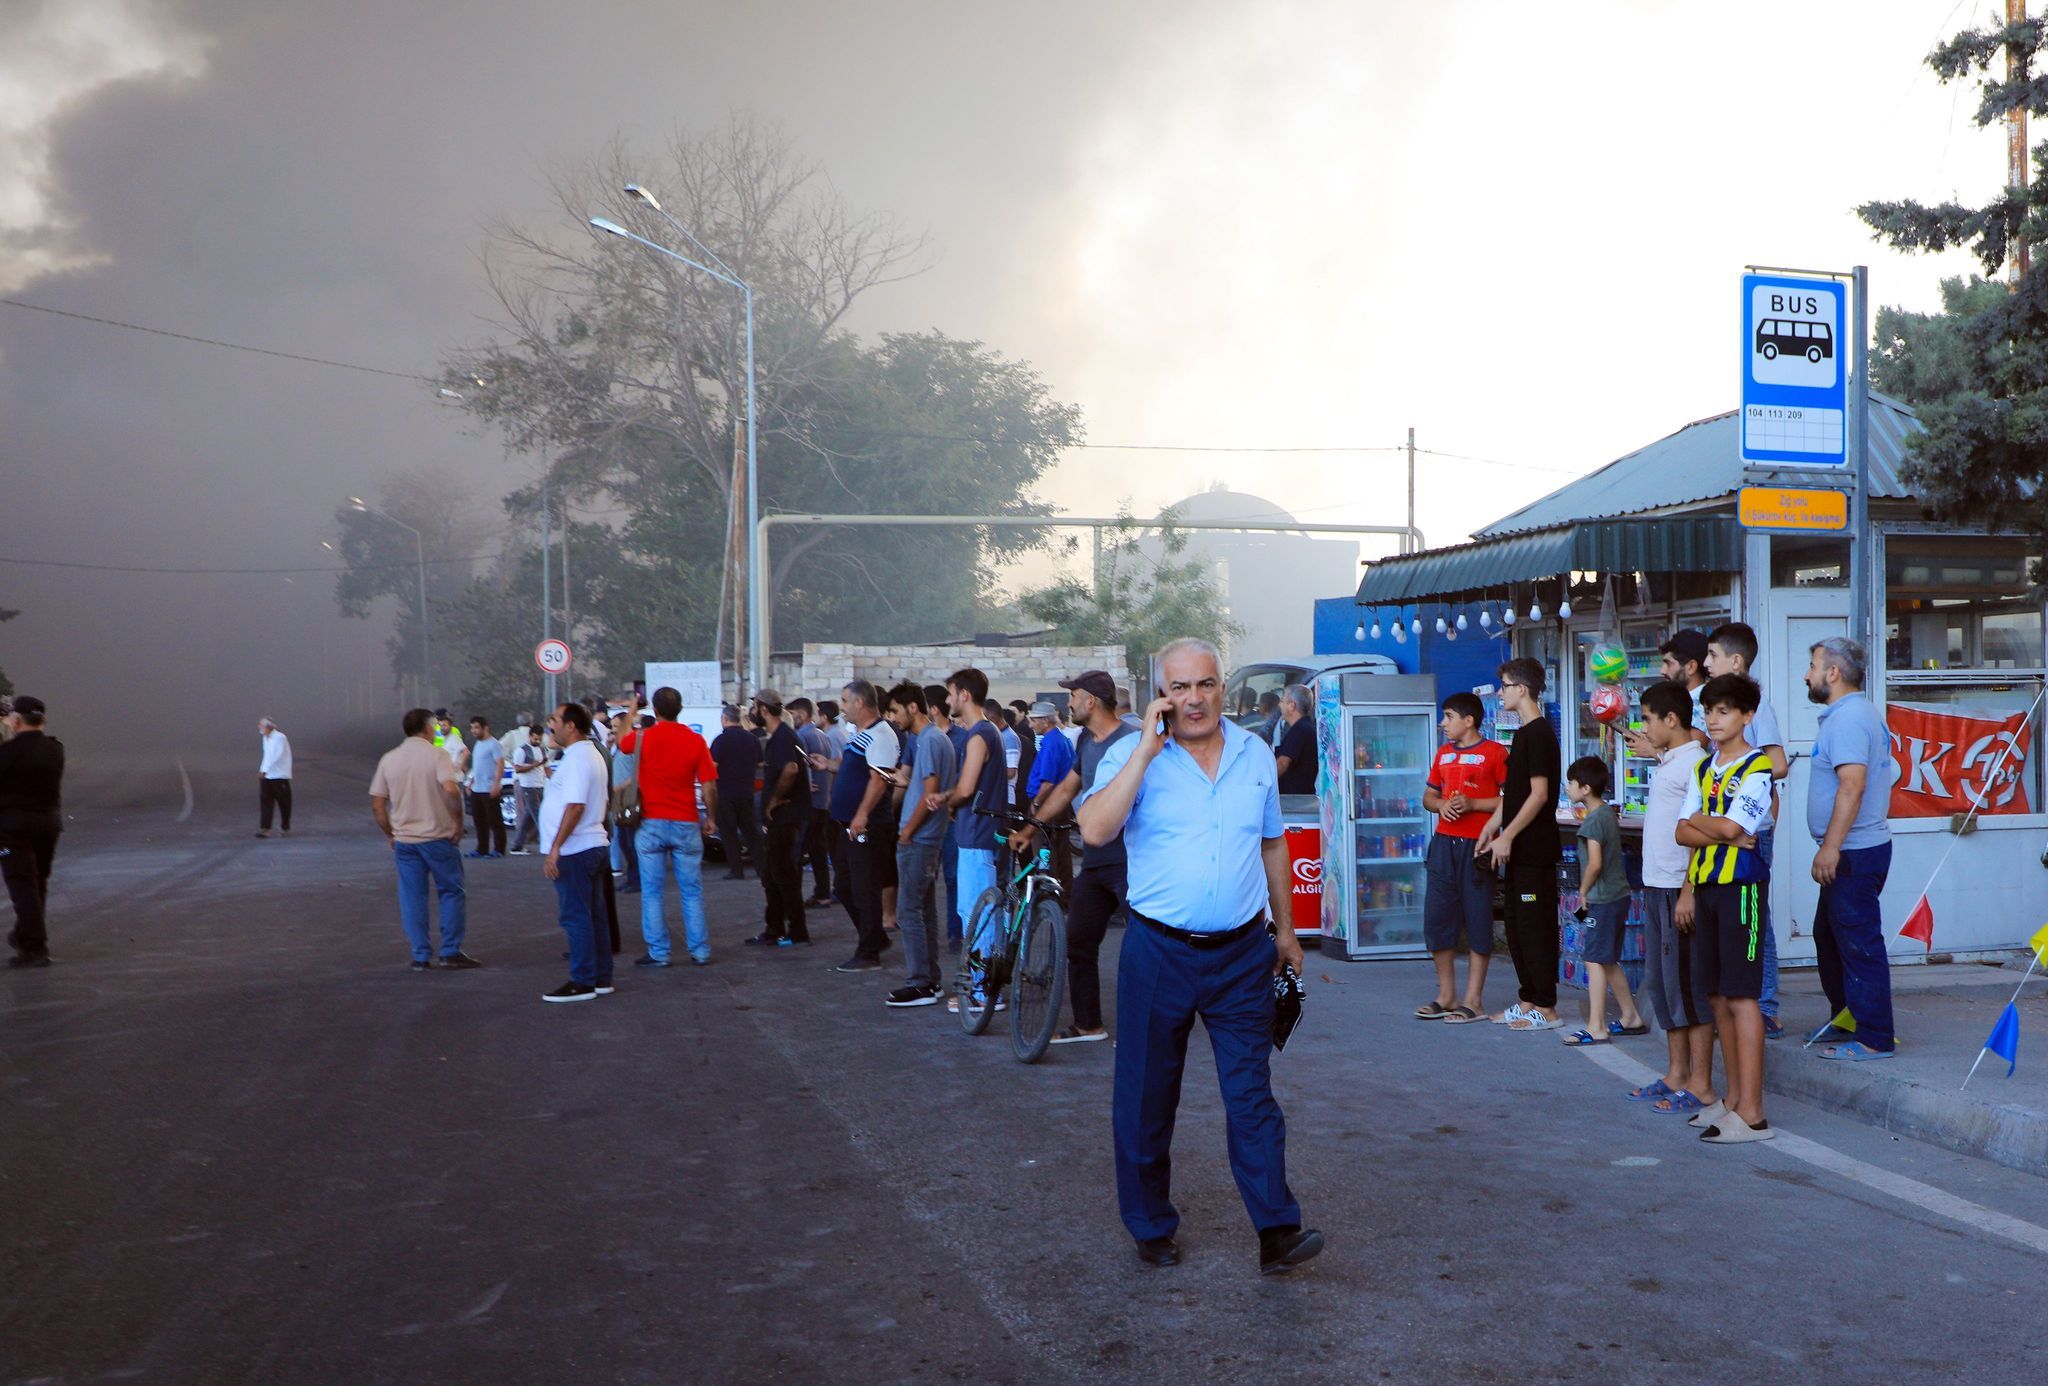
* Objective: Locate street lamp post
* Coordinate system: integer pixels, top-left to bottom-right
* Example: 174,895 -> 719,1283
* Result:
350,497 -> 430,706
590,205 -> 760,695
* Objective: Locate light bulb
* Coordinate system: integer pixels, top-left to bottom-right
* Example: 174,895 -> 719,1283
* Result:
1410,617 -> 1422,634
1558,600 -> 1572,619
1434,616 -> 1447,634
1369,620 -> 1381,639
1502,607 -> 1516,627
1455,612 -> 1469,631
1480,609 -> 1492,629
1393,623 -> 1408,644
1445,627 -> 1458,641
1354,622 -> 1365,640
1529,602 -> 1542,621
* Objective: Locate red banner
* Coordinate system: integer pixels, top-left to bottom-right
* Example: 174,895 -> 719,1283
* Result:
1885,702 -> 2034,818
1285,825 -> 1324,934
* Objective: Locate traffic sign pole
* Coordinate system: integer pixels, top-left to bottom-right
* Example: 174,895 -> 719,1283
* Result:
1849,264 -> 1872,658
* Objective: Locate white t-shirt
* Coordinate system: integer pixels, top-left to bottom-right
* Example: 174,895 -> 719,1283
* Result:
259,730 -> 293,780
1642,742 -> 1708,888
539,739 -> 610,856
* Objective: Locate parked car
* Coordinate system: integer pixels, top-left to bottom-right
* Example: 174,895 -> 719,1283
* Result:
1223,655 -> 1400,737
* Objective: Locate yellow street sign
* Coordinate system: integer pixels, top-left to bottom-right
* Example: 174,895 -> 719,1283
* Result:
1739,485 -> 1848,532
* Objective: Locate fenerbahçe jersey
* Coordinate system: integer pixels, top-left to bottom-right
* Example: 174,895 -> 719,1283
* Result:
1682,749 -> 1773,886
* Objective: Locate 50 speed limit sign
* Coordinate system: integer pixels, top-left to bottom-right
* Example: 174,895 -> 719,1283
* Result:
534,639 -> 573,675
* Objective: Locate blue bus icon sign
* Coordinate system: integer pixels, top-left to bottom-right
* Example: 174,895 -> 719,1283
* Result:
1741,272 -> 1847,469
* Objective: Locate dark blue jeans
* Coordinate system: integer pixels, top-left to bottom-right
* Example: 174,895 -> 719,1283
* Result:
393,839 -> 466,962
553,845 -> 614,987
941,819 -> 963,942
1813,841 -> 1893,1051
1113,917 -> 1299,1242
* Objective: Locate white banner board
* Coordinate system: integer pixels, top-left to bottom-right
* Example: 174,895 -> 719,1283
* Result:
644,661 -> 723,740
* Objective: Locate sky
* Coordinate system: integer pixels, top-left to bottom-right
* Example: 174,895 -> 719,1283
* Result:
0,0 -> 2003,752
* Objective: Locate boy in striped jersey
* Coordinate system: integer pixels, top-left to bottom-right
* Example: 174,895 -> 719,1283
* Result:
1675,674 -> 1776,1144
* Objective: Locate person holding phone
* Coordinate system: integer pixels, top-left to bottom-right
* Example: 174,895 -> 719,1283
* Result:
1078,638 -> 1322,1278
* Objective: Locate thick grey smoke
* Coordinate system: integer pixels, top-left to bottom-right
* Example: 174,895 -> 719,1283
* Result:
0,0 -> 1189,762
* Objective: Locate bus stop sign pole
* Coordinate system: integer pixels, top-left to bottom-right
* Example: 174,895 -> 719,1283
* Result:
1848,265 -> 1871,656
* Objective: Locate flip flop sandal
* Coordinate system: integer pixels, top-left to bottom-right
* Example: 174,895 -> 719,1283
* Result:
1804,1023 -> 1855,1045
1819,1042 -> 1895,1062
1687,1100 -> 1729,1130
1492,1003 -> 1532,1026
1607,1020 -> 1650,1037
1626,1078 -> 1675,1103
1561,1029 -> 1607,1046
1442,1006 -> 1485,1025
1415,1001 -> 1453,1019
1700,1113 -> 1775,1144
1653,1090 -> 1704,1115
1511,1014 -> 1566,1032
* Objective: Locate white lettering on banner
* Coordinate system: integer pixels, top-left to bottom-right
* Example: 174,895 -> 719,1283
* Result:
1894,736 -> 1955,798
1960,730 -> 2027,811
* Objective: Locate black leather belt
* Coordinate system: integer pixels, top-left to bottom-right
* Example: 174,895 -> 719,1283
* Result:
1133,910 -> 1267,949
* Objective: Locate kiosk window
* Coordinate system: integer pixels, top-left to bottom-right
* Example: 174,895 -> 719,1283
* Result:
1884,536 -> 2043,671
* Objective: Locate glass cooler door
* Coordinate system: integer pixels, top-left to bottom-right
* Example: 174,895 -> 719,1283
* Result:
1347,708 -> 1433,954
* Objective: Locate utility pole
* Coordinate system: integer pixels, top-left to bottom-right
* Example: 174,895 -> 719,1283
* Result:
2013,0 -> 2032,284
1406,426 -> 1417,555
540,449 -> 555,715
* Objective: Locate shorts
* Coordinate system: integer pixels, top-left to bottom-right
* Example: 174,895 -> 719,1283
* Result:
1640,886 -> 1708,1030
1580,897 -> 1628,966
1694,880 -> 1767,1001
1423,833 -> 1494,954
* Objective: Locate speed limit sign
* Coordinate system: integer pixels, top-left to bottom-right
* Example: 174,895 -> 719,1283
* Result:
534,639 -> 573,675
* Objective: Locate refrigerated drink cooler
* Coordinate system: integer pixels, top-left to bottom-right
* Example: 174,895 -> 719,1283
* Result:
1311,672 -> 1440,960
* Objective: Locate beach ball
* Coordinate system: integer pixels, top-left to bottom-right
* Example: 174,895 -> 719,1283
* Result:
1589,643 -> 1628,685
1589,685 -> 1627,725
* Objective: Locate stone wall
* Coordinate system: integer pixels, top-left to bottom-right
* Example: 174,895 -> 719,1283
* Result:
781,644 -> 1132,705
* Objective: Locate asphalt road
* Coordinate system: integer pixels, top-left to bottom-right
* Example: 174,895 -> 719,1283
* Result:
7,756 -> 2048,1384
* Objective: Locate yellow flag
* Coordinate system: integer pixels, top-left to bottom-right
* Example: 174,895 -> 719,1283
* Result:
2031,921 -> 2048,968
1832,1006 -> 1857,1034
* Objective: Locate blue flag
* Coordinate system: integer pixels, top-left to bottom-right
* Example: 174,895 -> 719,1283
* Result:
1984,1003 -> 2020,1078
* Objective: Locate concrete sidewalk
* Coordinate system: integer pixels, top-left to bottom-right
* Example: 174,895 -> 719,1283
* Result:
1755,959 -> 2048,1177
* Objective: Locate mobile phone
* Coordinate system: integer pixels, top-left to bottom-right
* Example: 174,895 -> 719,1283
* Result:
1148,656 -> 1172,738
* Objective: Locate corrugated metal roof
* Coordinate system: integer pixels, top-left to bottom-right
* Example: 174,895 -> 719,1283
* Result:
1354,517 -> 1743,604
1476,391 -> 1921,538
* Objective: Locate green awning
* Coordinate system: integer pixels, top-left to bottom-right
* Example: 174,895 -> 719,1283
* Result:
1354,516 -> 1743,604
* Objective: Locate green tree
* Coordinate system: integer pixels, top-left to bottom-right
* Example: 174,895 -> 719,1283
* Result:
1018,512 -> 1243,680
437,119 -> 1079,693
1858,16 -> 2048,539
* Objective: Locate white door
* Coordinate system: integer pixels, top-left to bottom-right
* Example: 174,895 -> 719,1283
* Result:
1768,587 -> 1849,953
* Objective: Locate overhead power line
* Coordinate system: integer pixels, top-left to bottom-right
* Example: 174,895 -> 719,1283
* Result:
0,294 -> 1585,474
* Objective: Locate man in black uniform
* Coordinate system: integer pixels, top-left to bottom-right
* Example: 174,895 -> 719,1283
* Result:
1,695 -> 66,968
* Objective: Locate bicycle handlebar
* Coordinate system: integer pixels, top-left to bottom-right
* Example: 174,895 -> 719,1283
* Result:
972,806 -> 1075,834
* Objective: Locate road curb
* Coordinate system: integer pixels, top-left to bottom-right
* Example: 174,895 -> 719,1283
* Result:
1765,1052 -> 2048,1179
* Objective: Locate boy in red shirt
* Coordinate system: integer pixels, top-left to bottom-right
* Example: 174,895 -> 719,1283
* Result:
1418,692 -> 1507,1022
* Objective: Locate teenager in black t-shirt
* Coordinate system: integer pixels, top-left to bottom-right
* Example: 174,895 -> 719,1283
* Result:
1479,657 -> 1563,1029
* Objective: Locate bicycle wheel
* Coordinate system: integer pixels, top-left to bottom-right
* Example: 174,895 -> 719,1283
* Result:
1010,893 -> 1067,1063
956,887 -> 1006,1036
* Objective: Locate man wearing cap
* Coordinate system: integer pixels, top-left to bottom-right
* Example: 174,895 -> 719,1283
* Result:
1,696 -> 65,968
1009,670 -> 1129,1043
748,689 -> 813,948
1023,700 -> 1075,888
1077,639 -> 1323,1276
1627,629 -> 1711,756
256,717 -> 293,838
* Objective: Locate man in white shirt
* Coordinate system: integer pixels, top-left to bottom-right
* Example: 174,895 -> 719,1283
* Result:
256,717 -> 293,838
538,701 -> 615,1003
434,710 -> 469,776
504,713 -> 544,854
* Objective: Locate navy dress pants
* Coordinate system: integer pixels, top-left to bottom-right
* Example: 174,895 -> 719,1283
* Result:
1113,917 -> 1300,1242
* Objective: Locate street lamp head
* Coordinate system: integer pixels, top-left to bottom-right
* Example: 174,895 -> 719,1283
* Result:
624,183 -> 662,212
348,496 -> 366,508
589,216 -> 630,239
437,387 -> 465,400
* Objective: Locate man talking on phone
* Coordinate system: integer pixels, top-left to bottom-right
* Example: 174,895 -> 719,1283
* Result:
1077,637 -> 1322,1276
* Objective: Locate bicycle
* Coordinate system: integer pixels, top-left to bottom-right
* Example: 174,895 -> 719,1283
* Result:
956,807 -> 1068,1062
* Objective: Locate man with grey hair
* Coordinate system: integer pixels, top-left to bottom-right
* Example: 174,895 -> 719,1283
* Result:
256,717 -> 293,838
1803,636 -> 1896,1060
1079,637 -> 1322,1276
1273,684 -> 1317,796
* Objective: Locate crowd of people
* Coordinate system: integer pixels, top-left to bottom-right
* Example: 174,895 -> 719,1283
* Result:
1413,622 -> 1897,1147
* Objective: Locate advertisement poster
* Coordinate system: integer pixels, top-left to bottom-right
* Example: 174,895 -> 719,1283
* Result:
1285,825 -> 1324,934
1885,701 -> 2035,818
1314,678 -> 1349,946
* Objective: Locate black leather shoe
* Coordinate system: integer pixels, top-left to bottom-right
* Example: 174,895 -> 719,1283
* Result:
1136,1236 -> 1180,1268
1258,1225 -> 1324,1276
6,952 -> 52,969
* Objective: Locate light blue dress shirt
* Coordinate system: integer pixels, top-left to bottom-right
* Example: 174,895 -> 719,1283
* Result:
1079,718 -> 1283,932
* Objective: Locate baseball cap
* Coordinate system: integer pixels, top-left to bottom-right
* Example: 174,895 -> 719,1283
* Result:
751,687 -> 784,713
1028,701 -> 1056,719
1058,670 -> 1117,703
10,695 -> 46,719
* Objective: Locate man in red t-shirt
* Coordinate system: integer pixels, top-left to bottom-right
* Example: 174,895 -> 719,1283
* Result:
1417,691 -> 1508,1022
628,686 -> 719,966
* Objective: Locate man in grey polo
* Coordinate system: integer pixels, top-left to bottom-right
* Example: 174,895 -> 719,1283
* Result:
1078,637 -> 1323,1277
885,684 -> 958,1007
1804,636 -> 1896,1059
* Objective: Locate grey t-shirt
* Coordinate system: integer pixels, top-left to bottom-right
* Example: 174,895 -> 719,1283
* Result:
1075,722 -> 1136,870
1807,691 -> 1892,850
898,724 -> 959,845
1578,802 -> 1630,905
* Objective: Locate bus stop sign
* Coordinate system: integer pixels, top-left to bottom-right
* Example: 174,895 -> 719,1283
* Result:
1740,271 -> 1847,470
